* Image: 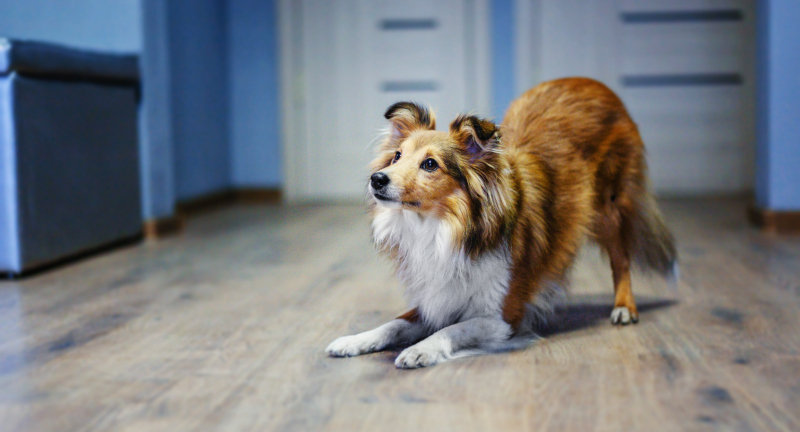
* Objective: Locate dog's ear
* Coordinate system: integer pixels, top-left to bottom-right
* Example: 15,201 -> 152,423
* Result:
384,102 -> 436,139
450,115 -> 500,161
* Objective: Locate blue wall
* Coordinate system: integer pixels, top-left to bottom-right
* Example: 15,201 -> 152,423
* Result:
756,0 -> 800,211
0,0 -> 520,211
0,0 -> 141,52
168,0 -> 231,201
0,0 -> 283,219
143,0 -> 283,216
8,1 -> 792,215
140,0 -> 175,219
491,0 -> 516,122
228,0 -> 282,188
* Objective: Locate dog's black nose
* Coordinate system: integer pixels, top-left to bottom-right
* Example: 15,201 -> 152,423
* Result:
371,172 -> 390,190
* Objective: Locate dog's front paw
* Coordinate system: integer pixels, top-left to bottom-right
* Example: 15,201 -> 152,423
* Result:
395,344 -> 447,369
610,306 -> 639,325
326,334 -> 381,357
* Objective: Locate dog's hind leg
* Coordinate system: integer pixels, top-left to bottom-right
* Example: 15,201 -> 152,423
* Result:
597,200 -> 639,325
607,234 -> 638,325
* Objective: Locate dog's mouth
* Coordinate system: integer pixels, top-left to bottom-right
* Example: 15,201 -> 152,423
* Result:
372,191 -> 421,208
372,191 -> 395,202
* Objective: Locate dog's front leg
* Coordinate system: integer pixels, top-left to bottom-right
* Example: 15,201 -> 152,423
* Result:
394,317 -> 511,369
326,314 -> 429,358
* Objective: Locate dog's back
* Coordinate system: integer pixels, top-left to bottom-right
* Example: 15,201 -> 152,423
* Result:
502,77 -> 677,324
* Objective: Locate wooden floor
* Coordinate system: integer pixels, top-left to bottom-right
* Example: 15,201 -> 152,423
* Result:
1,198 -> 799,431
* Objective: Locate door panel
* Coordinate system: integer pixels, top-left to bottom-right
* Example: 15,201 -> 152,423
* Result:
622,22 -> 746,76
524,0 -> 755,195
617,0 -> 755,194
284,0 -> 488,200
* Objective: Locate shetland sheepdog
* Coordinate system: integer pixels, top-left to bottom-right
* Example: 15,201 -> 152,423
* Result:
326,77 -> 676,369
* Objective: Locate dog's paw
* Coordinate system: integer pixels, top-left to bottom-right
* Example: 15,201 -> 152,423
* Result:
610,306 -> 639,325
326,334 -> 381,357
395,344 -> 447,369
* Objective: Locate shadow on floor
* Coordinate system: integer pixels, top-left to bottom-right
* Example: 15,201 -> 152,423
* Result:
370,295 -> 678,364
535,294 -> 678,337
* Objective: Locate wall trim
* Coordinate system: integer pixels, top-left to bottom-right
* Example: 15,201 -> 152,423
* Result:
143,214 -> 185,239
175,189 -> 238,216
235,187 -> 282,204
144,187 -> 282,239
747,205 -> 800,233
175,188 -> 282,216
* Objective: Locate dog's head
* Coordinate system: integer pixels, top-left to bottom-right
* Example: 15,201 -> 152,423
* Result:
368,102 -> 502,215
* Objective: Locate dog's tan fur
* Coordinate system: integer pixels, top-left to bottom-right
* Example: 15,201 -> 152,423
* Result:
372,78 -> 676,330
327,78 -> 676,368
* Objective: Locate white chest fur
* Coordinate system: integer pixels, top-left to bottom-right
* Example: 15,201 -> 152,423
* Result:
372,208 -> 512,330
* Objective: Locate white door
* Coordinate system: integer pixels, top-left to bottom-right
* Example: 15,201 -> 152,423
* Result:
515,0 -> 756,195
280,0 -> 490,201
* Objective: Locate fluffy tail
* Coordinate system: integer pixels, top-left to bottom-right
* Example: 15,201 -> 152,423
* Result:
631,195 -> 678,280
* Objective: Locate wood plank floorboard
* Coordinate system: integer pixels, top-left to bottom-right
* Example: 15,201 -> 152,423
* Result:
0,198 -> 798,431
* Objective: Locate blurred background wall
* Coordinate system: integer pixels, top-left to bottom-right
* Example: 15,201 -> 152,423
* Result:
0,0 -> 142,52
0,0 -> 282,223
0,0 -> 797,229
755,0 -> 800,212
167,0 -> 230,201
145,0 -> 282,219
228,0 -> 282,190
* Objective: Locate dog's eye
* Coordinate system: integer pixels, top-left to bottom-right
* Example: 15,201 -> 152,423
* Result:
421,158 -> 439,172
392,151 -> 401,164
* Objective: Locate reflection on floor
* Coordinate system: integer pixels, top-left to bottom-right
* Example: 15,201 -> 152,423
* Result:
0,198 -> 799,431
